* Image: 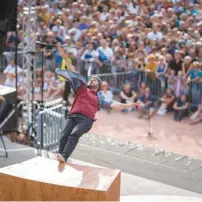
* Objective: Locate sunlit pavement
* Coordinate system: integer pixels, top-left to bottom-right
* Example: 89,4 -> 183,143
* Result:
120,195 -> 202,202
91,110 -> 202,160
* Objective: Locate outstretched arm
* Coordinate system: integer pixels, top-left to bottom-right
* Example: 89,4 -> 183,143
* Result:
57,46 -> 77,73
98,92 -> 141,111
56,46 -> 86,94
110,101 -> 140,110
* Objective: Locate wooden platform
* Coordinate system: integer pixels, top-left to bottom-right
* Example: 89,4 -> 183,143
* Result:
0,156 -> 121,201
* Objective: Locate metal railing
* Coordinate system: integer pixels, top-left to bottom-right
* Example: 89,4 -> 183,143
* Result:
91,70 -> 202,107
36,101 -> 67,150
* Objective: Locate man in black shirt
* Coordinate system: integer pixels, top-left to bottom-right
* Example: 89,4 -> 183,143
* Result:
169,50 -> 183,75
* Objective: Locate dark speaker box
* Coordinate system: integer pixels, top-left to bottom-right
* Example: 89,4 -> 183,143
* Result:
0,102 -> 19,132
0,0 -> 17,31
0,86 -> 18,132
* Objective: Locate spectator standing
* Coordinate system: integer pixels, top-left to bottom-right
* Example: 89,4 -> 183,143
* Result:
169,50 -> 183,75
44,32 -> 57,73
3,59 -> 24,88
81,43 -> 98,77
97,39 -> 114,73
147,24 -> 163,41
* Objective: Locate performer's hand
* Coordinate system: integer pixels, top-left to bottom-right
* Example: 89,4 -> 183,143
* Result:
57,46 -> 72,64
57,46 -> 66,58
132,101 -> 141,107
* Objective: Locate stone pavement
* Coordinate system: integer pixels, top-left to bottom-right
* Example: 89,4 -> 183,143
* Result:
121,196 -> 202,202
72,140 -> 202,194
90,110 -> 202,160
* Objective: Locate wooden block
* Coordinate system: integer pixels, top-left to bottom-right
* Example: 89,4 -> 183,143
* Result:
0,156 -> 121,201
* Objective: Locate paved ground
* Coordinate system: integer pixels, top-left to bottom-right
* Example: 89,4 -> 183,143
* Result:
90,110 -> 202,160
73,140 -> 202,194
121,196 -> 202,202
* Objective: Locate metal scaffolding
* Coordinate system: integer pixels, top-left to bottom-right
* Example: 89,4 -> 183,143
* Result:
22,0 -> 37,136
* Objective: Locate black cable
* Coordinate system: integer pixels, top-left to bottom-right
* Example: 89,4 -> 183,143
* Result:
41,48 -> 44,106
14,1 -> 18,107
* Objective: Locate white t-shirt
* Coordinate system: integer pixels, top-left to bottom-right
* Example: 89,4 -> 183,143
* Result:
97,46 -> 114,60
101,90 -> 113,102
3,64 -> 23,74
128,3 -> 139,15
147,31 -> 163,41
3,64 -> 24,86
68,28 -> 82,41
52,25 -> 66,40
81,49 -> 98,62
99,12 -> 109,22
4,77 -> 16,88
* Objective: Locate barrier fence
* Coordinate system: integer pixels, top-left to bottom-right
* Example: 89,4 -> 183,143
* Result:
91,70 -> 202,107
36,102 -> 67,150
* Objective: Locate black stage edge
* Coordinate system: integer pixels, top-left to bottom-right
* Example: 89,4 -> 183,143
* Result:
0,136 -> 37,168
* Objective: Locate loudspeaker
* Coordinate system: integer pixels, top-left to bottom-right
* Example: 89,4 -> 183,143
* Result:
0,0 -> 17,53
0,101 -> 19,132
0,0 -> 17,32
0,86 -> 18,132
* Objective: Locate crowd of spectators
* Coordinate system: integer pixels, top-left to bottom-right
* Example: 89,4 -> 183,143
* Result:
1,0 -> 202,124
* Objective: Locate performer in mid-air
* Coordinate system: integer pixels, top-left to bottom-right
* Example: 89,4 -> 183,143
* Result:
56,47 -> 140,163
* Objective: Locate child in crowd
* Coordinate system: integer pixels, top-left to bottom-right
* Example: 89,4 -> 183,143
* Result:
173,94 -> 189,121
174,70 -> 184,98
120,82 -> 137,113
167,69 -> 176,92
101,81 -> 113,102
138,87 -> 155,119
157,88 -> 175,116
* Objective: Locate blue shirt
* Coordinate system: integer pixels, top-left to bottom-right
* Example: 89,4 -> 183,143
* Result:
54,50 -> 62,67
177,99 -> 186,107
78,24 -> 90,31
189,69 -> 202,79
157,64 -> 166,73
184,9 -> 198,16
173,5 -> 184,14
140,94 -> 155,107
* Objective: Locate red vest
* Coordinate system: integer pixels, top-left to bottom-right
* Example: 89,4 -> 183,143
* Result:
69,85 -> 98,120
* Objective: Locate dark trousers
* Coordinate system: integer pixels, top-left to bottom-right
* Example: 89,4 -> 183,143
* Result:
174,110 -> 187,121
59,114 -> 93,159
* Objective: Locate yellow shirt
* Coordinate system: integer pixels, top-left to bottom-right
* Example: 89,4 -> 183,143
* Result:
59,58 -> 72,81
145,62 -> 157,72
89,28 -> 95,34
42,12 -> 51,24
